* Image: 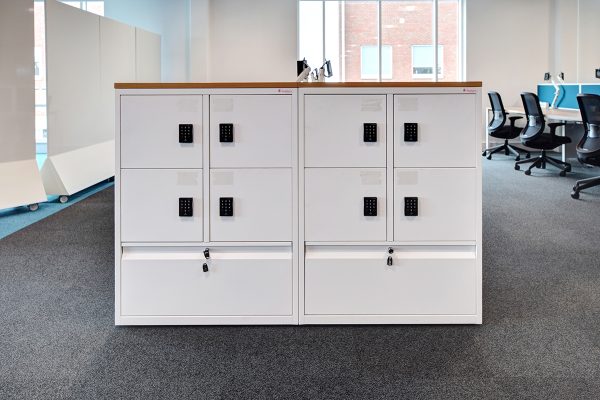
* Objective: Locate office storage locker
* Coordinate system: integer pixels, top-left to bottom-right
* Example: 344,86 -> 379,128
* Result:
304,245 -> 477,315
121,95 -> 203,169
121,246 -> 293,316
210,169 -> 292,242
394,168 -> 477,242
210,95 -> 293,168
304,95 -> 387,167
394,94 -> 477,168
121,169 -> 203,242
305,168 -> 386,241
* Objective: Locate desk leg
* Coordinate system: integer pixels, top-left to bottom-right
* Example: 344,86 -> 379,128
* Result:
559,122 -> 566,162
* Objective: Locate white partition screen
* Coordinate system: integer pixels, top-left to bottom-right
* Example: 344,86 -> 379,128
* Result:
0,0 -> 47,210
42,0 -> 160,197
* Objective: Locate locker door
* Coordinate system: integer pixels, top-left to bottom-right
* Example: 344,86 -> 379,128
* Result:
394,94 -> 477,168
305,168 -> 387,241
210,169 -> 292,241
394,168 -> 477,241
305,95 -> 387,167
210,95 -> 292,168
304,245 -> 477,315
121,95 -> 203,168
121,169 -> 203,242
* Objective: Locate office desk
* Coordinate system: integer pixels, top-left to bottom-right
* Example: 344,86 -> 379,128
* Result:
485,106 -> 582,161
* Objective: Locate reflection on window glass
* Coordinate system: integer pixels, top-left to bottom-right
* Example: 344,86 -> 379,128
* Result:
361,45 -> 392,80
412,45 -> 443,78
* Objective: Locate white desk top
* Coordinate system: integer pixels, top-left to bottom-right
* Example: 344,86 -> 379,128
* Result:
496,106 -> 582,122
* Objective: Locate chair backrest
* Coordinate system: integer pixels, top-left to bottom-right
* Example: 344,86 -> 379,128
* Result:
577,94 -> 600,140
488,91 -> 506,131
520,92 -> 545,140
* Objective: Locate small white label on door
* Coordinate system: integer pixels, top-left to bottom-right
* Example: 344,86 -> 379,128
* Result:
212,171 -> 234,185
360,171 -> 383,185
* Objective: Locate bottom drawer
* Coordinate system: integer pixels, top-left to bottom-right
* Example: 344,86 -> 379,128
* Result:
305,245 -> 477,315
121,246 -> 292,316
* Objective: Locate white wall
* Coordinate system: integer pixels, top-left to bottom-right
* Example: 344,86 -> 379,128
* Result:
206,0 -> 297,82
104,0 -> 189,82
578,0 -> 600,82
466,0 -> 552,110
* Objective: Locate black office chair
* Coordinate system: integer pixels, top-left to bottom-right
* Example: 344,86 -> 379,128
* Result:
571,94 -> 600,199
482,91 -> 530,161
514,92 -> 571,176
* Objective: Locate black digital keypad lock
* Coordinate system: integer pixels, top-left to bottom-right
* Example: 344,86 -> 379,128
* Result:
219,123 -> 234,142
219,197 -> 233,216
179,124 -> 193,143
404,197 -> 418,216
179,197 -> 193,217
363,123 -> 377,142
363,197 -> 378,217
404,123 -> 418,142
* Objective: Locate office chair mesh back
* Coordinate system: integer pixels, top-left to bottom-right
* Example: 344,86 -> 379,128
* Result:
576,94 -> 600,158
488,91 -> 506,131
520,92 -> 545,141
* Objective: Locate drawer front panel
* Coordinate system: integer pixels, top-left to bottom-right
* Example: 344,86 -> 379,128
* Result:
305,168 -> 386,241
121,247 -> 293,316
394,94 -> 476,168
121,95 -> 203,168
305,246 -> 477,315
305,95 -> 387,167
210,169 -> 292,241
210,95 -> 292,168
394,168 -> 477,241
121,169 -> 203,242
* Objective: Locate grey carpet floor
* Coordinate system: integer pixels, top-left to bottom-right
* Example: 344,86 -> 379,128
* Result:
1,159 -> 600,400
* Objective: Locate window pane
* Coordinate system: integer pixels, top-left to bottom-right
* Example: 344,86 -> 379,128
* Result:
438,0 -> 459,81
324,1 -> 342,82
343,1 -> 379,81
382,0 -> 434,81
412,45 -> 442,78
298,1 -> 324,74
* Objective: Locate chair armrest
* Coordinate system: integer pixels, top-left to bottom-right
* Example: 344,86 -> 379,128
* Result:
548,122 -> 566,136
508,116 -> 523,121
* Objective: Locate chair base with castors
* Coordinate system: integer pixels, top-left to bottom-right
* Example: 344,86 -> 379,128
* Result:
571,175 -> 600,199
482,139 -> 530,161
514,149 -> 571,176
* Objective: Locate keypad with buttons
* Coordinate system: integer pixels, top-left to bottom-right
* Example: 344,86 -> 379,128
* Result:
404,123 -> 418,142
363,123 -> 377,142
220,197 -> 233,216
179,197 -> 193,217
404,197 -> 418,216
179,124 -> 193,143
363,197 -> 378,216
219,123 -> 234,142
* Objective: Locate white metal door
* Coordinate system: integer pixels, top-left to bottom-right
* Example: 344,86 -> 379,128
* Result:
210,169 -> 292,241
394,168 -> 477,241
121,246 -> 293,316
121,169 -> 203,242
394,94 -> 476,167
304,245 -> 477,315
304,95 -> 387,167
121,95 -> 203,168
210,95 -> 292,168
305,168 -> 386,241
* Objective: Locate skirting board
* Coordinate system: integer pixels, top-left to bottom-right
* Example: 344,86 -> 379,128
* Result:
41,140 -> 115,196
0,159 -> 47,210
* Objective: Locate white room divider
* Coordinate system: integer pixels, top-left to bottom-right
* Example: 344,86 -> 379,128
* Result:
42,0 -> 160,201
0,0 -> 47,211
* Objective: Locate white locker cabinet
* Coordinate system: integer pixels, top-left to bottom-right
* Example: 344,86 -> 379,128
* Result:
394,94 -> 477,168
210,95 -> 293,168
304,95 -> 387,167
305,168 -> 387,242
121,169 -> 203,242
210,169 -> 292,242
121,247 -> 293,316
304,246 -> 477,316
121,95 -> 203,169
394,168 -> 477,242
